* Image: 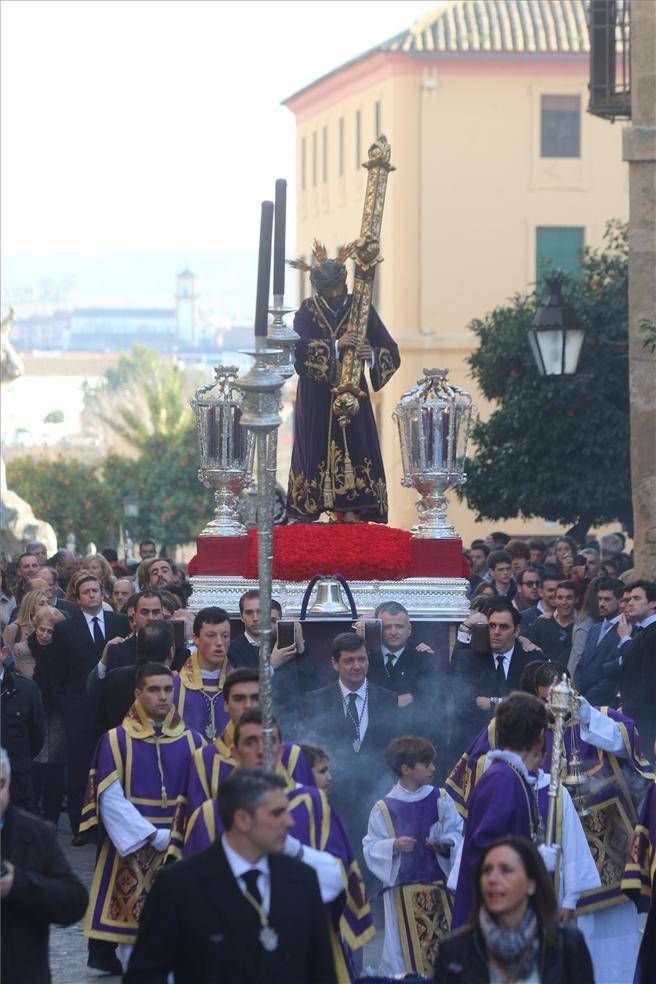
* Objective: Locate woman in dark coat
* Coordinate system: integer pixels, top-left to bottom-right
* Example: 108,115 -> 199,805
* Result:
434,836 -> 594,984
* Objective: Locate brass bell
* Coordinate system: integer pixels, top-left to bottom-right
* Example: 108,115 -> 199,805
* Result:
563,749 -> 590,816
308,577 -> 351,615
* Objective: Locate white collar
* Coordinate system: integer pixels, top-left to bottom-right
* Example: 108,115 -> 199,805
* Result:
491,646 -> 514,660
637,613 -> 656,629
486,749 -> 541,787
200,667 -> 221,681
83,609 -> 104,622
338,679 -> 367,702
381,646 -> 406,660
221,833 -> 269,879
387,782 -> 435,802
603,615 -> 620,625
244,631 -> 259,646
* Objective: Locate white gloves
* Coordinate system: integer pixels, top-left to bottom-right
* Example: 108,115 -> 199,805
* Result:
538,843 -> 560,873
577,696 -> 592,725
152,828 -> 170,853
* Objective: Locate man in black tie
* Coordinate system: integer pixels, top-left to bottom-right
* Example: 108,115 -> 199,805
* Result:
451,600 -> 536,750
616,579 -> 656,760
50,574 -> 129,842
228,591 -> 316,730
125,769 -> 336,984
364,600 -> 441,740
303,632 -> 397,857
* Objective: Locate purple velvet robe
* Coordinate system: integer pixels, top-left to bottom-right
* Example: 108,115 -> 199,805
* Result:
622,782 -> 656,984
80,703 -> 203,943
287,294 -> 400,522
446,708 -> 655,916
182,783 -> 375,950
172,653 -> 232,742
452,760 -> 540,929
382,788 -> 446,886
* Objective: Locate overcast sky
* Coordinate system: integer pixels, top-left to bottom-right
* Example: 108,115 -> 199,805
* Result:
1,0 -> 431,256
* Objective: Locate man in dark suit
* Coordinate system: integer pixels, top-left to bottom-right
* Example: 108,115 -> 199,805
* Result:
365,600 -> 441,739
96,621 -> 175,733
125,768 -> 336,984
574,577 -> 624,707
0,750 -> 88,984
50,573 -> 129,842
229,590 -> 316,731
303,632 -> 398,854
451,600 -> 537,752
519,570 -> 559,635
617,579 -> 656,762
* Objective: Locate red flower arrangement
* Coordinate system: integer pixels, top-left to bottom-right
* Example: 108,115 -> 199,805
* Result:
242,524 -> 413,582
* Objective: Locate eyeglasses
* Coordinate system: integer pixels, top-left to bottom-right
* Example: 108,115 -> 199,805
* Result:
523,580 -> 540,587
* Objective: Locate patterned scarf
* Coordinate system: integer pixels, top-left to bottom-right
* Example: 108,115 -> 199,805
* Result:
479,905 -> 539,980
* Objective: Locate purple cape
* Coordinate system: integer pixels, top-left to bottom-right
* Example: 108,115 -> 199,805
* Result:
446,708 -> 654,914
622,782 -> 656,984
452,760 -> 540,929
172,654 -> 232,742
287,295 -> 400,522
80,703 -> 203,943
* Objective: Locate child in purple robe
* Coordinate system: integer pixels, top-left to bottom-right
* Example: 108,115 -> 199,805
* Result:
363,736 -> 462,978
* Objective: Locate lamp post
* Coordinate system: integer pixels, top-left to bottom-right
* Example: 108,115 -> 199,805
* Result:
528,272 -> 585,376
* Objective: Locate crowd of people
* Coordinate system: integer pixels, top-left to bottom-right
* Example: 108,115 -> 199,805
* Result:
0,530 -> 654,983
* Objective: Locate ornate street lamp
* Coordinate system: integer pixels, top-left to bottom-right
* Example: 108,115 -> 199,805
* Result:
528,273 -> 585,376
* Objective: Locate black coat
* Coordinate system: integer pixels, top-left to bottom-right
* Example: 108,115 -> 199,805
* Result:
53,597 -> 77,619
303,679 -> 398,761
368,643 -> 443,739
227,632 -> 261,669
0,666 -> 45,808
434,923 -> 594,984
49,608 -> 129,833
96,664 -> 139,732
0,804 -> 88,984
620,622 -> 656,762
124,839 -> 337,984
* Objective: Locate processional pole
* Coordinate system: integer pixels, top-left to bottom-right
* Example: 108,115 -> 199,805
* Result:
236,198 -> 286,771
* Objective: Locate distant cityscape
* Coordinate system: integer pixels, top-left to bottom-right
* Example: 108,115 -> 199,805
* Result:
0,250 -> 277,354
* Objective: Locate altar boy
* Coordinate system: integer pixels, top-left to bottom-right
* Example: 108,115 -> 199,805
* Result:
363,737 -> 462,978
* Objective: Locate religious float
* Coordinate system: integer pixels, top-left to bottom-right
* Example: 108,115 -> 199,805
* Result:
187,138 -> 473,688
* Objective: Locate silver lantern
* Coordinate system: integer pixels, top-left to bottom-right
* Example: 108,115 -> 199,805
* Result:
191,365 -> 255,537
393,368 -> 474,539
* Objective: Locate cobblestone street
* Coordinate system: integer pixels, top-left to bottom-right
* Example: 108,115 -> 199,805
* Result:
50,832 -> 118,984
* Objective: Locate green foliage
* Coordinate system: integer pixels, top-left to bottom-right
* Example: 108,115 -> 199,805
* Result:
6,457 -> 120,547
460,221 -> 631,537
43,409 -> 64,424
639,318 -> 656,354
98,347 -> 212,548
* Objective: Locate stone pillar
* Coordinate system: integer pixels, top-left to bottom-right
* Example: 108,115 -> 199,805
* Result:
622,0 -> 656,577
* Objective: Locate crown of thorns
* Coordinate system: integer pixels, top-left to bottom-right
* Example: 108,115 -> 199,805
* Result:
287,239 -> 357,273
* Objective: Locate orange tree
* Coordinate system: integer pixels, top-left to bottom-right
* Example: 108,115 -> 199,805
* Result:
6,457 -> 120,548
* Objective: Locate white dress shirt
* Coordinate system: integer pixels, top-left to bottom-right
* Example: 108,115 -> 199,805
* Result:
222,833 -> 271,914
618,611 -> 656,649
338,679 -> 369,740
381,646 -> 405,672
490,646 -> 514,680
83,607 -> 106,642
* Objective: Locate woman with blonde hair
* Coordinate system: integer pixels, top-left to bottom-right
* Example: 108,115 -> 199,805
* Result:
81,553 -> 115,599
1,588 -> 49,647
28,605 -> 67,823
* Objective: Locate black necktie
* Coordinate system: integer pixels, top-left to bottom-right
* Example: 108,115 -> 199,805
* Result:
347,692 -> 360,739
385,653 -> 397,676
631,624 -> 644,638
242,868 -> 262,906
495,654 -> 506,686
92,616 -> 105,652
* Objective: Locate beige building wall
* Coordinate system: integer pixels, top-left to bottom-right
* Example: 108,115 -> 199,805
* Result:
287,52 -> 628,543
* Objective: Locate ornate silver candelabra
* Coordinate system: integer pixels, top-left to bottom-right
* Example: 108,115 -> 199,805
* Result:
393,368 -> 474,539
235,339 -> 285,769
191,366 -> 255,537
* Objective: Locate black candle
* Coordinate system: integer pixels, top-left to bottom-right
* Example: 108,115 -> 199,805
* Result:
254,200 -> 274,337
273,178 -> 287,297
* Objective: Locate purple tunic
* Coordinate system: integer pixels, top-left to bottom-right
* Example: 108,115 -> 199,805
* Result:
80,703 -> 203,943
287,295 -> 400,522
182,783 -> 375,950
622,782 -> 656,984
446,708 -> 655,915
452,760 -> 540,929
172,653 -> 232,742
382,788 -> 445,886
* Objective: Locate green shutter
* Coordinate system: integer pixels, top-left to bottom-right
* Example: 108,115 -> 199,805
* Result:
536,227 -> 584,282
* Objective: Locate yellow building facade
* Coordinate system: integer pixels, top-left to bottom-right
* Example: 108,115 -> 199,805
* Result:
284,0 -> 628,542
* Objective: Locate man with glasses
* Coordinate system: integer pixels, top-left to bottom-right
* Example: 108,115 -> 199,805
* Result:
513,568 -> 541,613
